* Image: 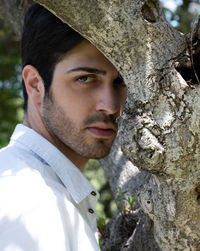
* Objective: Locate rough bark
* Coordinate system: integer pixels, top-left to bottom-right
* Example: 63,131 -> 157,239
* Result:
100,138 -> 160,251
1,0 -> 200,250
0,0 -> 33,36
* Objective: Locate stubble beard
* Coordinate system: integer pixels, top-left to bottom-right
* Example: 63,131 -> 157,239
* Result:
42,95 -> 116,159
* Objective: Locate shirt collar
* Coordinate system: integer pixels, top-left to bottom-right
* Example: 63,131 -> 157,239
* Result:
10,124 -> 95,204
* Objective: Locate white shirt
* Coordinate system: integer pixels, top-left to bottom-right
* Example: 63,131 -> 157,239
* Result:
0,124 -> 101,251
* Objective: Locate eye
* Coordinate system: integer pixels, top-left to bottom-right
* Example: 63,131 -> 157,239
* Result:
77,75 -> 94,83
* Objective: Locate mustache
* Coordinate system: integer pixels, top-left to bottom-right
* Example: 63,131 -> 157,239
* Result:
83,113 -> 117,127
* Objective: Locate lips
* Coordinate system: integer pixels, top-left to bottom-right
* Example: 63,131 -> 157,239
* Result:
87,127 -> 115,138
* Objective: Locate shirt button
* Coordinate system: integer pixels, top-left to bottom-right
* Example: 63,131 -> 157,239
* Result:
91,191 -> 96,196
88,208 -> 94,214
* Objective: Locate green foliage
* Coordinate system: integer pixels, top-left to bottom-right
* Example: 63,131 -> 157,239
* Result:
161,0 -> 200,33
97,216 -> 106,248
117,187 -> 137,214
126,195 -> 136,211
0,18 -> 23,148
97,216 -> 107,236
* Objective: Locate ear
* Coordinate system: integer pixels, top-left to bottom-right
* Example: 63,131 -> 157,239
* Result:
22,65 -> 45,109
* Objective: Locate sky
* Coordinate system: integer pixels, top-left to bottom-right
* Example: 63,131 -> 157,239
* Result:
160,0 -> 183,26
160,0 -> 183,12
160,0 -> 200,27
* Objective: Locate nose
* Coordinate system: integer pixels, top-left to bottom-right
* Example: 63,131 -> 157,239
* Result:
95,86 -> 119,116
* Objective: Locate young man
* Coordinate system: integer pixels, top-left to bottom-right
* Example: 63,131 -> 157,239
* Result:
0,3 -> 127,251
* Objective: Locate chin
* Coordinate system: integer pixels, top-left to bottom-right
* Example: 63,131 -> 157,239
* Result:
85,148 -> 111,159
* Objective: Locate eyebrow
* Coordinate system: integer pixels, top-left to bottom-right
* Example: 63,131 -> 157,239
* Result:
67,67 -> 106,75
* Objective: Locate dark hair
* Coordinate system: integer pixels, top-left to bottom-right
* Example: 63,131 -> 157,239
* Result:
21,3 -> 84,111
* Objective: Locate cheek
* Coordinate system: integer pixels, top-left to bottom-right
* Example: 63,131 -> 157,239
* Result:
119,88 -> 127,108
51,75 -> 97,121
57,93 -> 95,124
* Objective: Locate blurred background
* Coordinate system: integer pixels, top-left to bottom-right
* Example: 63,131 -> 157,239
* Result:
0,0 -> 200,223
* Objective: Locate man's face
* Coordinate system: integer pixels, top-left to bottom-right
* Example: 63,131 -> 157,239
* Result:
42,40 -> 127,160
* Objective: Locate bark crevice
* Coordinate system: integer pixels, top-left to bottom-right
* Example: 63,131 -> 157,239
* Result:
141,0 -> 160,23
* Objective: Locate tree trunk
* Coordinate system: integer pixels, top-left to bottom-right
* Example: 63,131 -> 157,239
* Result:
1,0 -> 200,250
0,0 -> 33,36
100,137 -> 160,251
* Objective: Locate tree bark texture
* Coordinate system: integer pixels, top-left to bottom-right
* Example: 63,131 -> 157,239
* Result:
1,0 -> 200,250
100,138 -> 161,251
0,0 -> 33,36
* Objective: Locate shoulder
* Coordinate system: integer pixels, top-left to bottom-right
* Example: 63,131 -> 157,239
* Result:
0,147 -> 100,251
0,144 -> 59,214
0,164 -> 55,214
0,167 -> 72,251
